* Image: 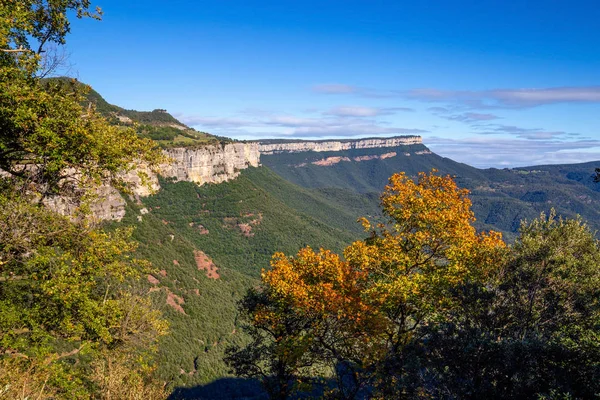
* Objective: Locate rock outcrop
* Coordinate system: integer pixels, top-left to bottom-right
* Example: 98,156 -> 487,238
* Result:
162,142 -> 260,185
258,136 -> 422,155
56,136 -> 424,221
299,151 -> 400,167
50,142 -> 260,221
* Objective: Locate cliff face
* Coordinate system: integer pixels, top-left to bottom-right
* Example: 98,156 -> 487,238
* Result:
73,137 -> 424,221
258,136 -> 422,155
162,142 -> 260,185
60,142 -> 260,221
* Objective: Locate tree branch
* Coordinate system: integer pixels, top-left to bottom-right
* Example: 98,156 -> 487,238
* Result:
1,47 -> 32,53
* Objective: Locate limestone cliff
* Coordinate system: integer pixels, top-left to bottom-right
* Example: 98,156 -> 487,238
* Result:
162,142 -> 260,185
52,142 -> 260,221
258,136 -> 422,155
62,136 -> 424,221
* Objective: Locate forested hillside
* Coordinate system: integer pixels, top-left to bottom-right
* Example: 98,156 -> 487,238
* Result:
1,2 -> 169,398
116,167 -> 376,389
261,144 -> 600,240
63,79 -> 229,148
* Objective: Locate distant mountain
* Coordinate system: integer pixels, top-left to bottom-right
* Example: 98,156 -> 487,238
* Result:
259,138 -> 600,240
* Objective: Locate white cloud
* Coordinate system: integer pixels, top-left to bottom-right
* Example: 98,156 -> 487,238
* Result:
175,111 -> 427,139
492,87 -> 600,106
406,86 -> 600,108
472,124 -> 578,140
175,115 -> 254,128
312,84 -> 359,94
289,125 -> 426,138
426,136 -> 600,168
325,105 -> 414,117
443,112 -> 501,123
313,83 -> 600,108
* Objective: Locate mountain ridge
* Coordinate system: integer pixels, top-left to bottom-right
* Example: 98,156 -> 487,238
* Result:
258,135 -> 422,154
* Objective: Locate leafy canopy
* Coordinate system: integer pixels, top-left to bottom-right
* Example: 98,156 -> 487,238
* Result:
1,0 -> 163,198
230,171 -> 600,399
421,211 -> 600,399
0,2 -> 168,398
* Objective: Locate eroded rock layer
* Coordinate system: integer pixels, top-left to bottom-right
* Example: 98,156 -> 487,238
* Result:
162,142 -> 260,185
52,142 -> 260,221
258,136 -> 422,155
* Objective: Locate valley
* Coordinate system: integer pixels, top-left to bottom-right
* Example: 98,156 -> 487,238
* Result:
77,89 -> 600,394
94,110 -> 599,394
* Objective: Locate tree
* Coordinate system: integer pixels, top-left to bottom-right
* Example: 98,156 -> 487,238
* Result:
345,171 -> 505,397
230,172 -> 600,399
0,191 -> 169,398
1,0 -> 163,199
225,286 -> 320,400
1,2 -> 168,398
420,211 -> 600,399
227,247 -> 379,399
227,171 -> 506,399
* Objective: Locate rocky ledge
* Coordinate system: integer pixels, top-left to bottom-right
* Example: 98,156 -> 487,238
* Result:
258,136 -> 422,155
162,142 -> 260,185
50,142 -> 260,221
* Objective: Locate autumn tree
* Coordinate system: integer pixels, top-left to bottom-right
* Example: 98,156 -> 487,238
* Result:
227,171 -> 506,398
227,247 -> 380,399
231,172 -> 600,399
350,171 -> 506,395
1,1 -> 168,398
225,284 -> 320,400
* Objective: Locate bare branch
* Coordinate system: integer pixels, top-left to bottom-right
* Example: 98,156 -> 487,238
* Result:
37,44 -> 73,78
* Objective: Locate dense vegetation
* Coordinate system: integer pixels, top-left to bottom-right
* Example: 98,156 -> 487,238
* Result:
0,1 -> 168,398
114,166 -> 375,389
228,171 -> 600,399
81,85 -> 229,148
49,77 -> 228,148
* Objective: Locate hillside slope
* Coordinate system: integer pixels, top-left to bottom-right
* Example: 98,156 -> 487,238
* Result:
260,142 -> 600,240
47,78 -> 228,147
112,140 -> 600,396
115,167 -> 369,389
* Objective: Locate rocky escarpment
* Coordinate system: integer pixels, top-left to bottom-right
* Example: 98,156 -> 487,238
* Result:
64,136 -> 426,220
258,136 -> 422,155
301,151 -> 399,167
58,142 -> 260,221
162,143 -> 260,185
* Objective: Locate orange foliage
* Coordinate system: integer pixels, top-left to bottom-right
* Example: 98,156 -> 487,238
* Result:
257,170 -> 507,375
263,248 -> 373,325
347,171 -> 506,316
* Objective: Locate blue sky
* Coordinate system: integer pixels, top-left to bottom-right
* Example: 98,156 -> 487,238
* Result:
64,0 -> 600,168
